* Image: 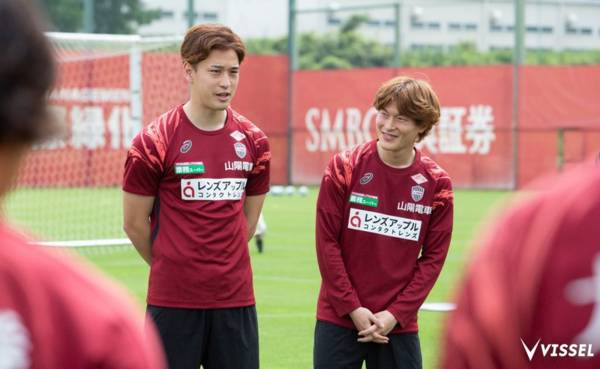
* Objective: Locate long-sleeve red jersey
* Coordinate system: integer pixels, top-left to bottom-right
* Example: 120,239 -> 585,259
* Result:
315,140 -> 454,333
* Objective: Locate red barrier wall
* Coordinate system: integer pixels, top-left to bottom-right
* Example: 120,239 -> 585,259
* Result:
21,54 -> 288,186
292,65 -> 514,188
20,56 -> 600,189
518,66 -> 600,187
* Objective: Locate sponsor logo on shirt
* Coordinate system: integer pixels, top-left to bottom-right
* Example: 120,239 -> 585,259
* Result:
181,178 -> 247,201
0,310 -> 31,369
180,139 -> 192,153
234,142 -> 247,159
411,185 -> 425,202
521,339 -> 594,361
411,173 -> 428,184
397,201 -> 432,215
230,130 -> 246,142
174,162 -> 205,175
224,161 -> 254,172
359,172 -> 374,185
349,192 -> 378,208
348,207 -> 421,241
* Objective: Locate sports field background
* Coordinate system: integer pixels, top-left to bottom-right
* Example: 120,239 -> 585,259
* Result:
4,187 -> 510,368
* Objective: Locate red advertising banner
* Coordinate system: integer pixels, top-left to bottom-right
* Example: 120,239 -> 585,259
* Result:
18,55 -> 600,189
520,66 -> 600,130
518,66 -> 600,187
20,54 -> 289,187
291,65 -> 514,188
21,55 -> 133,187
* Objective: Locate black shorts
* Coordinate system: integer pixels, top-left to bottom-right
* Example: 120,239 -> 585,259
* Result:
313,320 -> 422,369
147,304 -> 258,369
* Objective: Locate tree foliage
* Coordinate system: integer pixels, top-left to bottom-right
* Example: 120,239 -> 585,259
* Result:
41,0 -> 161,34
246,15 -> 600,69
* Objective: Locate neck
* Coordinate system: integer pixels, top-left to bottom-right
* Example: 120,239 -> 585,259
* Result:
183,100 -> 227,131
376,142 -> 416,169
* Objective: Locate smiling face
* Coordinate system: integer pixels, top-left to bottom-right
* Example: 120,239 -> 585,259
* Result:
375,102 -> 425,153
372,76 -> 441,146
185,48 -> 240,112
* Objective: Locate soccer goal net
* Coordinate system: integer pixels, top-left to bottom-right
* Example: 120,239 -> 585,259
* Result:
4,32 -> 186,249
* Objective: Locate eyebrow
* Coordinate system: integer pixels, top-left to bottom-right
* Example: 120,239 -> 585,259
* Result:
381,109 -> 406,119
209,64 -> 239,69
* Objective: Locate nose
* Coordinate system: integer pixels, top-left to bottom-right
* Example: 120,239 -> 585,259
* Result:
219,74 -> 231,89
380,115 -> 394,130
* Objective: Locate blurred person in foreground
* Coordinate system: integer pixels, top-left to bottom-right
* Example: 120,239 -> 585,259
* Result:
0,1 -> 165,368
442,162 -> 600,369
314,76 -> 454,369
122,23 -> 270,369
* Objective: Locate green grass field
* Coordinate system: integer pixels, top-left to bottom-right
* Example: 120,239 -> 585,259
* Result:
4,187 -> 510,369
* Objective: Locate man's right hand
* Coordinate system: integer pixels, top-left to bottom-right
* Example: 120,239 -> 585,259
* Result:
349,307 -> 389,344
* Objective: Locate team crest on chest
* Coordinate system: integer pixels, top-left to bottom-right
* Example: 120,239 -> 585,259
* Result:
234,142 -> 247,159
411,185 -> 425,202
180,139 -> 192,153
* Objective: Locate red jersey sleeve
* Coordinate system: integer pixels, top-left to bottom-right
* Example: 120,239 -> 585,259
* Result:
315,153 -> 362,317
246,131 -> 271,196
122,128 -> 164,196
443,165 -> 600,369
387,175 -> 454,327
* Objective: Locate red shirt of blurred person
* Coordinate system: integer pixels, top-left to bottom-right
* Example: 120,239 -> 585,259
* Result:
443,164 -> 600,369
0,225 -> 166,369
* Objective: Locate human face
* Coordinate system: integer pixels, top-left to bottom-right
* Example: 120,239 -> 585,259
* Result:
375,103 -> 425,153
186,48 -> 240,112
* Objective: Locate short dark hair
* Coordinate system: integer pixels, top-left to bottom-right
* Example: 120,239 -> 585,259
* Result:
0,0 -> 56,145
373,76 -> 441,142
180,23 -> 246,67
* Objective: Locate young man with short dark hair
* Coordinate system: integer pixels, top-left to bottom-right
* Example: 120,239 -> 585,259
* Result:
123,24 -> 270,369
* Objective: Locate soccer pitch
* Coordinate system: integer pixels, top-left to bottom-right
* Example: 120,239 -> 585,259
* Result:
5,187 -> 509,369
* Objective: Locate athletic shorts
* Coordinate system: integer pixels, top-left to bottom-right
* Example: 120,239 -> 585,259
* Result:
313,320 -> 422,369
147,304 -> 259,369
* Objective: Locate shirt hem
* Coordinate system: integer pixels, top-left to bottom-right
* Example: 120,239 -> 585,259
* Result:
147,298 -> 256,309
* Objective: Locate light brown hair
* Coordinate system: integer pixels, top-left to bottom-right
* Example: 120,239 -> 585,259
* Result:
180,23 -> 246,67
373,76 -> 441,142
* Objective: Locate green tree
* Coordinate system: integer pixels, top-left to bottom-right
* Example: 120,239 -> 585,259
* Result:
246,18 -> 600,69
41,0 -> 161,34
246,14 -> 394,70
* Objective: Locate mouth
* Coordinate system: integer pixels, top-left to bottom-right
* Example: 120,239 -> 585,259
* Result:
380,131 -> 398,142
215,92 -> 231,102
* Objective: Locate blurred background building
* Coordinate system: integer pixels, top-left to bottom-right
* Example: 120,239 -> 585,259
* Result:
138,0 -> 600,51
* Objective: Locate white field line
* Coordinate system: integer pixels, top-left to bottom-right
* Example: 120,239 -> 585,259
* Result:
34,238 -> 131,247
33,240 -> 457,312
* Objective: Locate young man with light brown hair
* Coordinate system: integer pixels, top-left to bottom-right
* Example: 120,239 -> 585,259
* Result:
314,76 -> 454,369
123,24 -> 270,369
